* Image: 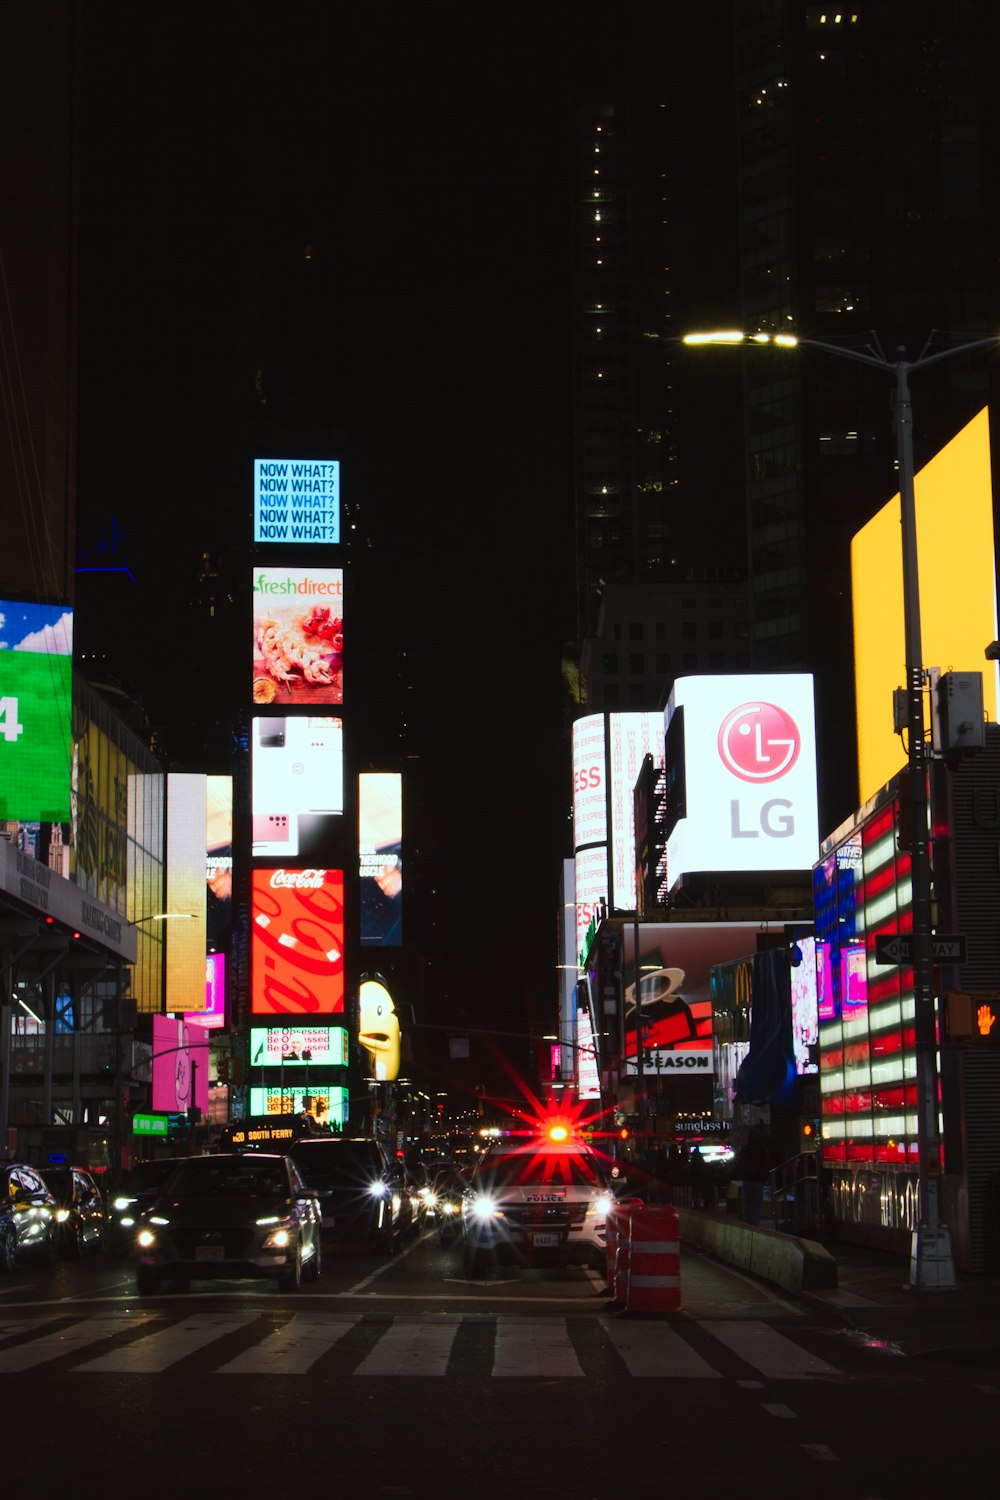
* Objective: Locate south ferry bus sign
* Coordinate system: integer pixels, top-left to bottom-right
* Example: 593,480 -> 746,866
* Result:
874,933 -> 967,965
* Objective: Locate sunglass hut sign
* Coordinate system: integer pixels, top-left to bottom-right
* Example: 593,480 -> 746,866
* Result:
666,675 -> 819,883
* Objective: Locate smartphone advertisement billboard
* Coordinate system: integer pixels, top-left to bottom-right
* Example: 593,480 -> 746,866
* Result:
254,458 -> 340,545
252,715 -> 344,861
0,599 -> 73,822
252,567 -> 343,706
251,867 -> 345,1016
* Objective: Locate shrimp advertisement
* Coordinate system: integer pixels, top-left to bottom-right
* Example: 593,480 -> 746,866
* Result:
251,567 -> 343,706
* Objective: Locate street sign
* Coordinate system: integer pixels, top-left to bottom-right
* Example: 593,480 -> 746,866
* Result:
874,933 -> 967,965
132,1112 -> 169,1137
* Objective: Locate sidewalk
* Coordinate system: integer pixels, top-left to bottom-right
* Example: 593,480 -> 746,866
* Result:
792,1233 -> 1000,1363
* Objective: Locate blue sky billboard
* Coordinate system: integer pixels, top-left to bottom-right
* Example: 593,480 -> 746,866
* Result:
0,599 -> 72,821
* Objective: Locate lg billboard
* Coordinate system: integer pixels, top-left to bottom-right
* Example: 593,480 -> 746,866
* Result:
664,675 -> 819,889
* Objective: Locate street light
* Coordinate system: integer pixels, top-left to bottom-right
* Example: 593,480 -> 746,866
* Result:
684,327 -> 1000,1288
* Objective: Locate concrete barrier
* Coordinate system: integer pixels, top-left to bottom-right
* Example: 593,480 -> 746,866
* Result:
676,1205 -> 837,1293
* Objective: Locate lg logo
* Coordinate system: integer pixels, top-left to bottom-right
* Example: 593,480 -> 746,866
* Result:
718,701 -> 801,841
718,702 -> 801,783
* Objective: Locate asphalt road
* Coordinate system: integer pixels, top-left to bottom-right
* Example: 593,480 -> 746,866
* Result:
1,1220 -> 992,1498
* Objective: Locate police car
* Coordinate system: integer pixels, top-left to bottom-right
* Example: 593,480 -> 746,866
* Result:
460,1128 -> 613,1276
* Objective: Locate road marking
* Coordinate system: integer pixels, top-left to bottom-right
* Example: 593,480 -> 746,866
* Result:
802,1443 -> 839,1462
762,1403 -> 798,1418
354,1317 -> 460,1376
75,1312 -> 258,1372
492,1318 -> 583,1377
217,1313 -> 359,1373
601,1319 -> 721,1378
0,1314 -> 153,1372
709,1320 -> 840,1379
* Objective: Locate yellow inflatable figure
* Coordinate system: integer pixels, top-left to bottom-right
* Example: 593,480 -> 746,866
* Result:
358,978 -> 401,1081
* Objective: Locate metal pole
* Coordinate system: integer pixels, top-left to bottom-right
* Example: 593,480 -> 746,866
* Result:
895,358 -> 954,1288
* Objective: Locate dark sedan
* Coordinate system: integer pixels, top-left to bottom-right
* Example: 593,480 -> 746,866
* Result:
288,1136 -> 411,1252
135,1152 -> 321,1294
41,1166 -> 107,1257
0,1164 -> 58,1272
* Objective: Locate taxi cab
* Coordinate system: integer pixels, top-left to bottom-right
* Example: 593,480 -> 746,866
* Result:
460,1127 -> 613,1277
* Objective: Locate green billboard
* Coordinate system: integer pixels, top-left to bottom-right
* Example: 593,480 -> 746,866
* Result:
0,601 -> 72,821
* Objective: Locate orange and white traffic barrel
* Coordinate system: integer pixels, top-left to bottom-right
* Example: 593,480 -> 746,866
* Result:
605,1200 -> 639,1296
625,1203 -> 681,1314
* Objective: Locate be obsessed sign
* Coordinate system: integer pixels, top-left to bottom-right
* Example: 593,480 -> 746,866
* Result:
251,868 -> 345,1015
665,675 -> 819,886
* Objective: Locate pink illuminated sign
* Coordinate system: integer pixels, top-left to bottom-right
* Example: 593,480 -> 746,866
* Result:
151,1013 -> 210,1114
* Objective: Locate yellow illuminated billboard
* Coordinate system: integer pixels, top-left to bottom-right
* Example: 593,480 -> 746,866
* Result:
852,407 -> 998,803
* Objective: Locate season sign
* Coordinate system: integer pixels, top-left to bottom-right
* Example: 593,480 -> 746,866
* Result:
254,458 -> 340,544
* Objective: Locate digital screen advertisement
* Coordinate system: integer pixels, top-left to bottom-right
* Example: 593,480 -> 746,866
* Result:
151,1013 -> 211,1114
609,712 -> 663,911
0,599 -> 73,822
166,773 -> 209,1012
359,772 -> 402,946
254,458 -> 340,545
572,714 -> 607,850
252,715 -> 344,860
249,1085 -> 347,1129
252,567 -> 343,706
206,775 -> 232,942
251,867 -> 345,1016
790,936 -> 819,1075
664,675 -> 819,889
249,1024 -> 348,1067
183,953 -> 225,1030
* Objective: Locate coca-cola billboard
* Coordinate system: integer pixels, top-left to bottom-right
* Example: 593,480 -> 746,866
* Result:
251,867 -> 345,1016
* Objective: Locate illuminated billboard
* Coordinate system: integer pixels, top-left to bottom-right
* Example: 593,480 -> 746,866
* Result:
572,715 -> 607,849
358,976 -> 400,1081
250,1024 -> 348,1067
184,953 -> 225,1030
664,675 -> 819,889
252,567 -> 343,706
166,774 -> 209,1012
852,407 -> 998,803
0,600 -> 72,821
359,772 -> 402,946
251,867 -> 345,1016
206,775 -> 232,942
252,715 -> 344,860
254,458 -> 340,545
609,712 -> 662,910
151,1013 -> 210,1114
576,1007 -> 601,1100
249,1085 -> 347,1128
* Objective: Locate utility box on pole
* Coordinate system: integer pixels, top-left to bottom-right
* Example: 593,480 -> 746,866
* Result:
936,671 -> 985,752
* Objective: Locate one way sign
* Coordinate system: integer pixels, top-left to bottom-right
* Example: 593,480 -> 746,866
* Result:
874,933 -> 967,965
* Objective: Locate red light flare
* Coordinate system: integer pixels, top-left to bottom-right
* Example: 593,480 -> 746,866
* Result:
479,1048 -> 621,1176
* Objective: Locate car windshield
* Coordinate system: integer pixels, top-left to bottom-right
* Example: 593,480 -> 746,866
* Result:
292,1142 -> 383,1187
475,1149 -> 603,1189
165,1159 -> 287,1199
125,1160 -> 183,1194
43,1169 -> 72,1200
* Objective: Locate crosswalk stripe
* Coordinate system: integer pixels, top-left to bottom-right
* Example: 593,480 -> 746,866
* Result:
354,1318 -> 460,1376
707,1320 -> 840,1379
0,1311 -> 849,1381
75,1313 -> 258,1373
0,1314 -> 159,1373
492,1318 -> 583,1378
218,1313 -> 360,1374
600,1319 -> 721,1378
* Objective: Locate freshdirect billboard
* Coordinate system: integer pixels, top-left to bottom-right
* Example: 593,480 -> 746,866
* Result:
665,675 -> 819,889
851,406 -> 999,803
251,867 -> 345,1016
0,600 -> 72,821
254,458 -> 340,544
251,567 -> 343,706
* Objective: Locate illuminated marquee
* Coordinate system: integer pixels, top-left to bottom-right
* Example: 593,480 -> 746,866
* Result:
0,599 -> 72,821
251,867 -> 345,1016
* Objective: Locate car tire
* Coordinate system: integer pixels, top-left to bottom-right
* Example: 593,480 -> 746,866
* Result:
136,1265 -> 159,1296
0,1226 -> 16,1275
278,1241 -> 302,1292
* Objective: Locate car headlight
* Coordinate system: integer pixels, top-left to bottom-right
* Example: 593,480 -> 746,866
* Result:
421,1189 -> 438,1208
113,1196 -> 132,1212
471,1194 -> 500,1221
55,1208 -> 70,1223
368,1181 -> 389,1198
136,1228 -> 157,1249
441,1201 -> 458,1215
594,1193 -> 614,1217
261,1224 -> 293,1251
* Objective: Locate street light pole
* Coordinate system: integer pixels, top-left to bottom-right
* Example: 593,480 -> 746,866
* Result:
684,328 -> 1000,1288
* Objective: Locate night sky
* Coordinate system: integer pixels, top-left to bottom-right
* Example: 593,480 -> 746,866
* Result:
74,6 -> 735,1062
